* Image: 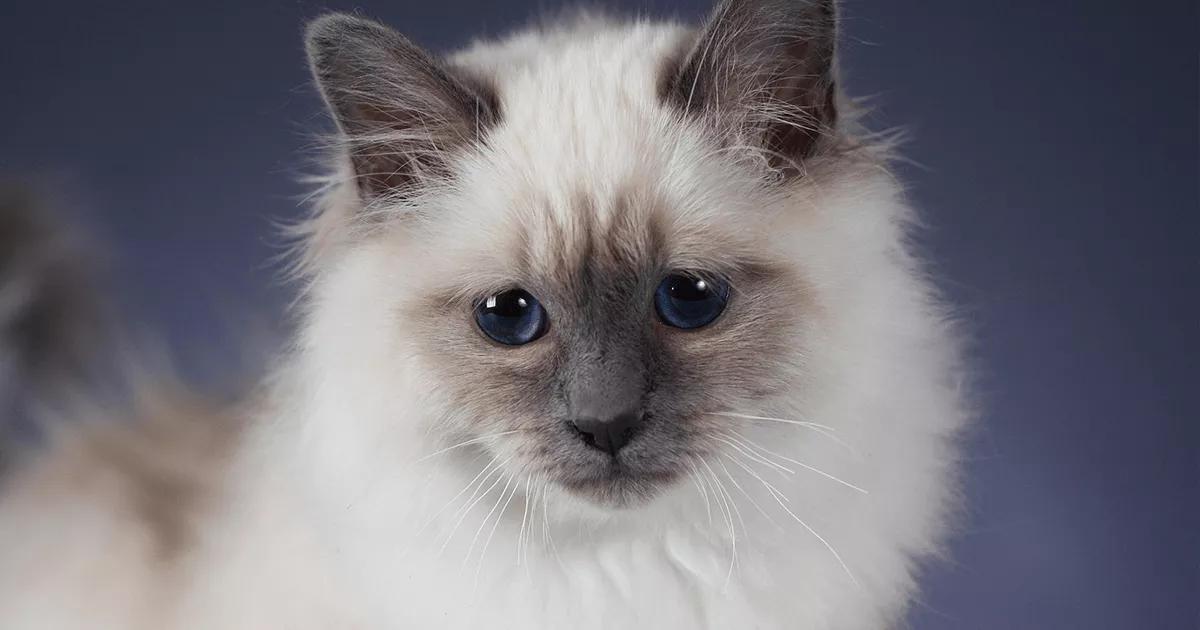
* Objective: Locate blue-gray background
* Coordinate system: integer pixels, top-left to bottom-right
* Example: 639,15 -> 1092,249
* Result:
2,1 -> 1196,627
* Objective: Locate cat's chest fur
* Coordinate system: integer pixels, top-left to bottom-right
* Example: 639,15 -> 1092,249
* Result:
175,463 -> 859,630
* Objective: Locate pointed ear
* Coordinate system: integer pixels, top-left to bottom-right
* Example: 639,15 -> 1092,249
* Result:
663,0 -> 838,175
305,14 -> 499,201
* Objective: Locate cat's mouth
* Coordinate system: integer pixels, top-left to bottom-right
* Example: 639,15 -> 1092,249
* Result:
543,419 -> 689,507
556,460 -> 680,507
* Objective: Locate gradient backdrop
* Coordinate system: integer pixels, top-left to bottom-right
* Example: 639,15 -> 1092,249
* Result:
2,1 -> 1196,627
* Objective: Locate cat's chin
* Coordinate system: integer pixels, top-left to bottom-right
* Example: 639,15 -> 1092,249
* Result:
556,463 -> 680,510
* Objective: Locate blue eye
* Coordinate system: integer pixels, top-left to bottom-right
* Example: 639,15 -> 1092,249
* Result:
475,289 -> 548,346
655,273 -> 729,330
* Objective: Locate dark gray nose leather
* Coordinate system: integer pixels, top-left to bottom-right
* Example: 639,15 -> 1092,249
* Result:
572,410 -> 644,454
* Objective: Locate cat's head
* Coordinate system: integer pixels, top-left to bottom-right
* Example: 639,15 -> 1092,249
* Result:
300,0 -> 868,509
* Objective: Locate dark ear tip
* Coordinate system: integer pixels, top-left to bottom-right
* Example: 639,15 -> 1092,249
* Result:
305,12 -> 378,37
304,14 -> 351,62
304,13 -> 390,61
730,0 -> 837,21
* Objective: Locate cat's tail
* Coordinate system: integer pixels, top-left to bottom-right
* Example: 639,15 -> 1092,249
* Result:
0,184 -> 112,446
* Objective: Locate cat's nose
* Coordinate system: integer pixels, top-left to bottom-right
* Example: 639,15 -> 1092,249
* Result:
571,410 -> 644,455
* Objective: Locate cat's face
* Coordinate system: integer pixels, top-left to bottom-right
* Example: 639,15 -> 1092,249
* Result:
303,1 -> 841,508
399,174 -> 812,506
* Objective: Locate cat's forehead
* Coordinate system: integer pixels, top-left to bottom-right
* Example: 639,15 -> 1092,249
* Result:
424,167 -> 774,304
426,20 -> 778,293
451,21 -> 695,186
432,139 -> 774,300
506,185 -> 667,283
452,18 -> 690,111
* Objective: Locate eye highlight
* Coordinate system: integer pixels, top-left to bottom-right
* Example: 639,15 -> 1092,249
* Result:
474,289 -> 548,346
655,273 -> 729,330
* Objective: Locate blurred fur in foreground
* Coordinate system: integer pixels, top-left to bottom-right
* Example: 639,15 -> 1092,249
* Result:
0,186 -> 106,436
0,188 -> 241,627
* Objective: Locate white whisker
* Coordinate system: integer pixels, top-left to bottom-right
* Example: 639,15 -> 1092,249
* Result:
711,411 -> 836,431
465,475 -> 514,567
717,457 -> 780,529
732,432 -> 869,495
413,430 -> 520,464
516,476 -> 532,567
541,482 -> 564,568
710,411 -> 854,452
715,433 -> 794,475
688,459 -> 714,528
473,475 -> 519,588
700,459 -> 739,590
722,451 -> 788,498
411,455 -> 499,541
438,457 -> 511,555
758,472 -> 859,587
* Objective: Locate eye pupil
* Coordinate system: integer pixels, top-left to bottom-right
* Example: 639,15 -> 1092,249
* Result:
475,289 -> 547,345
670,277 -> 711,301
656,273 -> 729,329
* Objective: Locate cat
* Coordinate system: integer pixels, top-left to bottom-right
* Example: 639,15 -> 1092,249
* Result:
0,1 -> 969,628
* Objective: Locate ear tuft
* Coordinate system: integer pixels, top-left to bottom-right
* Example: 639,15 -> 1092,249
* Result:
665,0 -> 839,175
305,13 -> 499,202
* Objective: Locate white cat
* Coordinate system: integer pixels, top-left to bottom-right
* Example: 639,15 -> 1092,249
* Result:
0,2 -> 969,628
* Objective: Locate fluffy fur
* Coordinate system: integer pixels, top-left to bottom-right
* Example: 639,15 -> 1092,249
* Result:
0,186 -> 107,432
0,3 -> 968,629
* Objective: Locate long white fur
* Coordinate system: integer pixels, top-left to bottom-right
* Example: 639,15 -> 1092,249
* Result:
0,15 -> 967,630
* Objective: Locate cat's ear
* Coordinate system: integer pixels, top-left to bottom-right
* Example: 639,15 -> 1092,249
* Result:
305,14 -> 499,201
663,0 -> 838,174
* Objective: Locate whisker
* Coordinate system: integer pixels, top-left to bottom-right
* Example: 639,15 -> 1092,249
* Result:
711,410 -> 857,454
688,459 -> 714,528
694,460 -> 720,529
715,433 -> 794,475
723,453 -> 790,503
732,432 -> 869,495
541,482 -> 564,568
757,473 -> 859,586
351,430 -> 490,513
703,459 -> 746,537
717,457 -> 780,529
524,476 -> 546,575
710,411 -> 837,433
414,430 -> 520,464
411,455 -> 499,540
516,475 -> 532,567
699,459 -> 739,589
438,457 -> 511,555
465,475 -> 514,567
473,476 -> 520,588
540,480 -> 550,548
445,459 -> 505,526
